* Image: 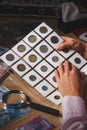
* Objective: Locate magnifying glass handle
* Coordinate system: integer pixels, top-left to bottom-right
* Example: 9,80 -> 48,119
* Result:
29,102 -> 59,116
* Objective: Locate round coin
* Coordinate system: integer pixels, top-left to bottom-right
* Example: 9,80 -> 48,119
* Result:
28,35 -> 37,43
74,57 -> 81,64
54,95 -> 60,100
6,54 -> 14,61
42,86 -> 48,91
17,45 -> 26,52
29,75 -> 36,81
53,76 -> 56,82
39,26 -> 48,33
40,45 -> 48,53
52,56 -> 59,62
17,64 -> 26,71
41,66 -> 48,72
51,36 -> 59,44
63,48 -> 69,53
29,54 -> 37,62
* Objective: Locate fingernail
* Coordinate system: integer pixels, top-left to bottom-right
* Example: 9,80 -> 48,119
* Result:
63,60 -> 67,64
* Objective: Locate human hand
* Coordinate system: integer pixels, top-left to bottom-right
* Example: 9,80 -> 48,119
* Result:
56,36 -> 87,60
55,61 -> 84,97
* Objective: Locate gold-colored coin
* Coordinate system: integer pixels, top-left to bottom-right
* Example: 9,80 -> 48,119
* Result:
54,95 -> 60,100
28,35 -> 37,43
17,64 -> 26,71
29,55 -> 37,62
39,26 -> 48,33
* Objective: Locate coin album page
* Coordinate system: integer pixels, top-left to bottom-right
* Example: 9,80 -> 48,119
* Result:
1,22 -> 87,105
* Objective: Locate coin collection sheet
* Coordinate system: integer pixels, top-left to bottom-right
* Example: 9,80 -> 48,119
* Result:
1,22 -> 87,105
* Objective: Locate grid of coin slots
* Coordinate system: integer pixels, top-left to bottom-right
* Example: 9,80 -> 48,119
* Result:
1,22 -> 87,105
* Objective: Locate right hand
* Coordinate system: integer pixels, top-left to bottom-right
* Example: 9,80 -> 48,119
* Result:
56,36 -> 87,60
55,61 -> 84,97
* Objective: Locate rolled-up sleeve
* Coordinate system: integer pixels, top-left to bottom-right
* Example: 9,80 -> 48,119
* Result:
62,96 -> 87,130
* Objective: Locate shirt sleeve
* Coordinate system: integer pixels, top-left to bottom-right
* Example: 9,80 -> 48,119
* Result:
62,96 -> 87,130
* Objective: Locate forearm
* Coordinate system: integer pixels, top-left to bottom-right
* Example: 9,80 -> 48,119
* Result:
62,96 -> 87,130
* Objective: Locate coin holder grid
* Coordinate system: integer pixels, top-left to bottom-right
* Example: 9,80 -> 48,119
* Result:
12,40 -> 31,57
1,22 -> 87,105
35,80 -> 55,97
34,22 -> 53,38
12,60 -> 31,76
0,50 -> 19,66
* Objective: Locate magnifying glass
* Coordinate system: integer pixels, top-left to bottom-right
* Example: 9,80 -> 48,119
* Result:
2,90 -> 60,116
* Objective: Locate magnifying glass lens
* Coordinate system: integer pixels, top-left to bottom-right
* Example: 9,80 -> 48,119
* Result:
6,93 -> 26,105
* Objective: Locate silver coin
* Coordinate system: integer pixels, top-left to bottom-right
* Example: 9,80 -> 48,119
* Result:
29,75 -> 36,81
52,56 -> 59,62
74,57 -> 81,64
6,54 -> 14,61
42,86 -> 48,91
17,45 -> 26,52
51,36 -> 59,44
41,66 -> 48,72
40,45 -> 48,53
